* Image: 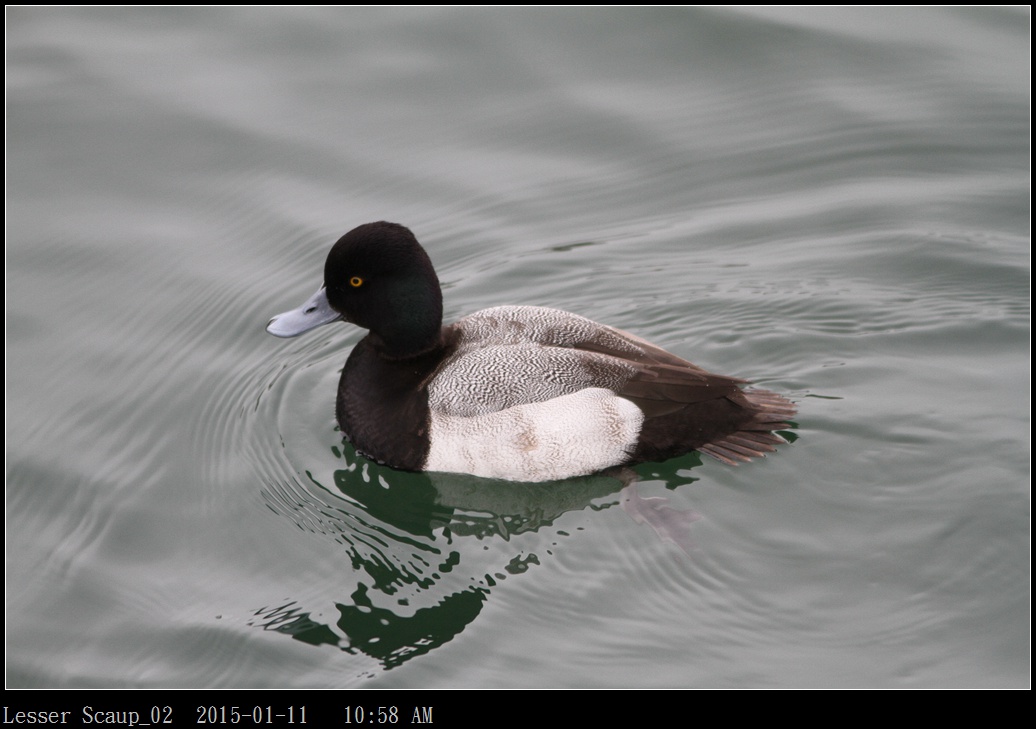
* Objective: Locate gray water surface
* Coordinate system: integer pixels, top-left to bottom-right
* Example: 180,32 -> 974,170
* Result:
6,6 -> 1029,688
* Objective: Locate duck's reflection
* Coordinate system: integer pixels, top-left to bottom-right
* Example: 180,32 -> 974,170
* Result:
252,585 -> 487,668
253,441 -> 704,669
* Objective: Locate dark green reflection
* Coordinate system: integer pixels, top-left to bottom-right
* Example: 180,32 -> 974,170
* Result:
252,584 -> 487,669
255,438 -> 710,669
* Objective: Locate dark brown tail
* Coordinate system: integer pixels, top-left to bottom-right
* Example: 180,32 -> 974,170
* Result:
698,389 -> 796,466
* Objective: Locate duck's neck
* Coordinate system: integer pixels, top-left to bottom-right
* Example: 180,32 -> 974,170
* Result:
372,327 -> 445,360
370,281 -> 444,360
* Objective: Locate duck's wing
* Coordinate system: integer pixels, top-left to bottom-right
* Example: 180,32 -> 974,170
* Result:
582,342 -> 796,465
455,304 -> 732,371
452,305 -> 677,359
452,305 -> 747,405
426,338 -> 639,417
601,326 -> 796,465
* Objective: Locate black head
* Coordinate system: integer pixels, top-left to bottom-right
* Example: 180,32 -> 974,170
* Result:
322,222 -> 444,356
267,222 -> 445,355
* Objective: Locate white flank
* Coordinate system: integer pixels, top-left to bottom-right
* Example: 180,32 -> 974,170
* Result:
424,388 -> 644,482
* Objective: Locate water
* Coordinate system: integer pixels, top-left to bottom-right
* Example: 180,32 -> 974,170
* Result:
6,7 -> 1028,688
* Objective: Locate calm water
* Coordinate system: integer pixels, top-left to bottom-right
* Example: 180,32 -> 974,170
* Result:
6,7 -> 1029,688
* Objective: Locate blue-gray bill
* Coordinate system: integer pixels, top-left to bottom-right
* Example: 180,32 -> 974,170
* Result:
266,287 -> 343,337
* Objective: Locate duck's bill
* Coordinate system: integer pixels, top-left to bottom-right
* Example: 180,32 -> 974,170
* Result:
266,287 -> 343,337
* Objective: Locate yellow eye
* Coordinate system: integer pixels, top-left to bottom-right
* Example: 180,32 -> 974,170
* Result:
349,276 -> 364,288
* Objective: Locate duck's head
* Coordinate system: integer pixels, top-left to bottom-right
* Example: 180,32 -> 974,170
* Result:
266,222 -> 445,357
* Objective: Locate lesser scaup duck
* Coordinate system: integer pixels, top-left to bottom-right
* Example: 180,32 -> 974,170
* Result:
267,222 -> 795,482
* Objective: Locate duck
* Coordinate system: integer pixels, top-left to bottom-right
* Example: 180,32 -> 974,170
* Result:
267,222 -> 795,482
